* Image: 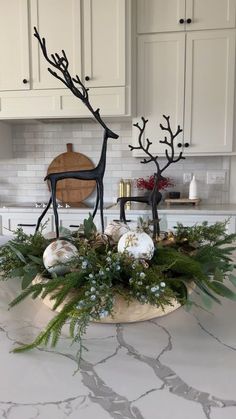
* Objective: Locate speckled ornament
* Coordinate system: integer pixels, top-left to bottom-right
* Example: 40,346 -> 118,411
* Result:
104,221 -> 130,242
43,239 -> 78,275
118,231 -> 154,260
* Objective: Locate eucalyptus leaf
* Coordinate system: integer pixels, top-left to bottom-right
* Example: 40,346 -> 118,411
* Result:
9,267 -> 25,278
21,266 -> 39,289
28,255 -> 43,265
207,281 -> 236,301
7,243 -> 26,263
228,274 -> 236,287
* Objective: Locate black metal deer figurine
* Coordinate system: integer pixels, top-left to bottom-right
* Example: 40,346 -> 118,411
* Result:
118,115 -> 185,238
33,27 -> 118,238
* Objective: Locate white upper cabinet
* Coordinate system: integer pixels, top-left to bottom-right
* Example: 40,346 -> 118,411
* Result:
184,29 -> 235,153
0,0 -> 130,118
133,33 -> 185,157
133,29 -> 236,155
186,0 -> 236,31
0,0 -> 30,91
137,0 -> 236,33
83,0 -> 125,87
137,0 -> 185,33
30,0 -> 82,90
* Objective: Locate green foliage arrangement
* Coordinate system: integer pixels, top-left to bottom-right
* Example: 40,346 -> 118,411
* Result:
1,216 -> 236,365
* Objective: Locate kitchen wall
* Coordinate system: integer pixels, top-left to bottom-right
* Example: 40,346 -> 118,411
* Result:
0,119 -> 230,205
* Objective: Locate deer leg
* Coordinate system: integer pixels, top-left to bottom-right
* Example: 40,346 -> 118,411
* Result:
51,179 -> 59,238
92,181 -> 100,218
151,198 -> 160,238
98,179 -> 104,232
35,197 -> 52,233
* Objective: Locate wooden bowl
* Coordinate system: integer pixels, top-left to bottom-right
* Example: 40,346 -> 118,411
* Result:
33,274 -> 187,323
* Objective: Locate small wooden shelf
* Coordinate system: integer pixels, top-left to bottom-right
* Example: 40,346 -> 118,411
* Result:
165,198 -> 201,207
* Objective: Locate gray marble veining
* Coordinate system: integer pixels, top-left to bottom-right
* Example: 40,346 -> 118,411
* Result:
0,278 -> 236,419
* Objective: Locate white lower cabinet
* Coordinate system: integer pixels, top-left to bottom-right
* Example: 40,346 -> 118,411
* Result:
1,213 -> 53,236
58,212 -> 102,232
0,210 -> 235,236
161,214 -> 236,234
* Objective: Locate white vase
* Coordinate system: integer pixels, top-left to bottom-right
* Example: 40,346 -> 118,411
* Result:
189,175 -> 198,199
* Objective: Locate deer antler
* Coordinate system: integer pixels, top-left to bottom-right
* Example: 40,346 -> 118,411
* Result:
34,27 -> 118,139
159,115 -> 185,174
129,117 -> 162,176
129,115 -> 185,178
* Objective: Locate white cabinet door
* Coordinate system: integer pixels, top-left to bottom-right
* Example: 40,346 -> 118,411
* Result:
82,0 -> 125,87
184,29 -> 235,154
133,33 -> 185,157
137,0 -> 185,34
0,0 -> 30,91
186,0 -> 236,31
31,0 -> 82,90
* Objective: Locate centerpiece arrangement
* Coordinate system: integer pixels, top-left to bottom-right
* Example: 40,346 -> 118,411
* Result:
1,216 -> 236,363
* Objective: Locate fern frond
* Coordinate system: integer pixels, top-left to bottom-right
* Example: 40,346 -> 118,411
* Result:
12,295 -> 83,353
9,283 -> 43,308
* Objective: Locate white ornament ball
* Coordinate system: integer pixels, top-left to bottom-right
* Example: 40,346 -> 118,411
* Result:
43,239 -> 78,275
118,231 -> 154,260
105,221 -> 130,242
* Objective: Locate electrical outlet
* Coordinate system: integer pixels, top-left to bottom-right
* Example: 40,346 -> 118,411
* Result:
206,171 -> 226,185
183,173 -> 192,183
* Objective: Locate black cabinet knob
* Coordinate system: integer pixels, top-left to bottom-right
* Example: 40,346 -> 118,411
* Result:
85,76 -> 90,81
186,18 -> 192,24
184,142 -> 190,148
179,18 -> 185,24
22,79 -> 28,84
177,143 -> 182,148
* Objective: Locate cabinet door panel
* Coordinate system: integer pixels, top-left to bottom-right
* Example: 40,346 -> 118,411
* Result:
31,0 -> 81,90
0,0 -> 30,91
186,0 -> 236,31
184,30 -> 235,154
133,33 -> 185,157
137,0 -> 185,33
83,0 -> 125,87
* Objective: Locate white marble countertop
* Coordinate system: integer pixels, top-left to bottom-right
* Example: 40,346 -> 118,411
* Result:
1,278 -> 236,419
1,202 -> 236,215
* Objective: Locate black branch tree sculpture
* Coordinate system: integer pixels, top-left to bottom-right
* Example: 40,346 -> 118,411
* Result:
118,115 -> 185,238
33,27 -> 118,238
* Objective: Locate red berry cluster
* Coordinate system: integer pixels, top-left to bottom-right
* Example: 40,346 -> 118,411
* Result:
136,175 -> 173,191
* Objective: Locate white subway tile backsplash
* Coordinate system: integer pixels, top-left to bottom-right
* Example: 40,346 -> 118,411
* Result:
0,120 -> 229,204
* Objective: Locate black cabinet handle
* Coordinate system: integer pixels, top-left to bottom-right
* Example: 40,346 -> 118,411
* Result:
179,18 -> 185,24
17,223 -> 36,227
186,18 -> 192,24
22,79 -> 28,84
85,76 -> 90,81
69,224 -> 80,228
184,142 -> 190,148
177,143 -> 182,148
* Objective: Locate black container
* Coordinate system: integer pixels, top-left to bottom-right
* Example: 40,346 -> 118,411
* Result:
168,191 -> 180,199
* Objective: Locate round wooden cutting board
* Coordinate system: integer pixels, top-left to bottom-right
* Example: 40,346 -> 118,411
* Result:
47,143 -> 96,204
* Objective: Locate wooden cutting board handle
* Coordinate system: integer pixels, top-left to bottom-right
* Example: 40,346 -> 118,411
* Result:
66,143 -> 73,152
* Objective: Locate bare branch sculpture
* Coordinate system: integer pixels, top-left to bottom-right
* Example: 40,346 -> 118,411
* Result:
118,115 -> 185,238
33,27 -> 118,237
